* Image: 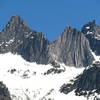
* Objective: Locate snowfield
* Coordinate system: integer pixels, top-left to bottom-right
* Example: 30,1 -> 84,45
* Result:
0,53 -> 88,100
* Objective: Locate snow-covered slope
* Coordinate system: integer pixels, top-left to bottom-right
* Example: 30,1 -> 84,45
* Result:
0,53 -> 85,100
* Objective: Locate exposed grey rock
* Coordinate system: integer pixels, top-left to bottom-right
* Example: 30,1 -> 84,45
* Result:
0,81 -> 12,100
82,20 -> 100,55
60,61 -> 100,97
0,16 -> 94,67
0,16 -> 49,64
49,26 -> 94,67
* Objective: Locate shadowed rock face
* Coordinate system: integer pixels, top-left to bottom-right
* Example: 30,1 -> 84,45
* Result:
0,82 -> 12,100
0,16 -> 49,64
82,20 -> 100,55
49,26 -> 94,67
60,62 -> 100,97
0,16 -> 94,67
75,66 -> 100,94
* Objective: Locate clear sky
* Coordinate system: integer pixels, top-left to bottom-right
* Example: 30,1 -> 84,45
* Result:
0,0 -> 100,40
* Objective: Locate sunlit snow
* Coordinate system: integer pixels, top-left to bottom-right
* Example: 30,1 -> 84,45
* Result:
91,50 -> 100,62
86,26 -> 90,29
0,53 -> 85,100
86,31 -> 93,35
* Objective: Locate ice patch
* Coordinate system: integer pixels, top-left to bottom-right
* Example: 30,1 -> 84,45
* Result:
86,31 -> 93,35
86,26 -> 90,29
6,37 -> 15,44
91,50 -> 100,62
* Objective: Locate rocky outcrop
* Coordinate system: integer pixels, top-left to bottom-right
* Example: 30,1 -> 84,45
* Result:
0,16 -> 49,64
0,81 -> 12,100
60,62 -> 100,97
82,20 -> 100,55
0,16 -> 94,67
49,26 -> 94,67
75,65 -> 100,96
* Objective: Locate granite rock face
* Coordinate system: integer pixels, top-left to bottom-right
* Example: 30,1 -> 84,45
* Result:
0,16 -> 94,67
82,20 -> 100,55
0,16 -> 49,64
49,26 -> 94,67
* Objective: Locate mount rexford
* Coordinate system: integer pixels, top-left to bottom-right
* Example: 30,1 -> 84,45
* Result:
0,16 -> 94,67
1,16 -> 100,100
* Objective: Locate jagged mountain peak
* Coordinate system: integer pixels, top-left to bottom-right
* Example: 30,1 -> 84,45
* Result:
59,25 -> 81,42
64,25 -> 78,32
81,20 -> 97,35
8,15 -> 28,28
49,25 -> 94,67
11,15 -> 23,20
0,16 -> 100,100
0,16 -> 33,42
61,25 -> 83,39
1,15 -> 45,40
1,15 -> 33,40
0,16 -> 49,64
86,20 -> 96,26
65,25 -> 74,30
3,15 -> 46,38
0,16 -> 95,67
1,16 -> 29,33
82,20 -> 100,55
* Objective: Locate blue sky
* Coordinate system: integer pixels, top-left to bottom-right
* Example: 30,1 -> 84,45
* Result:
0,0 -> 100,40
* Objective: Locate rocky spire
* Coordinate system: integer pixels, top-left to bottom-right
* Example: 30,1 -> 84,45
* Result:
81,20 -> 96,35
0,16 -> 49,64
82,20 -> 100,55
0,16 -> 95,67
48,26 -> 94,67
